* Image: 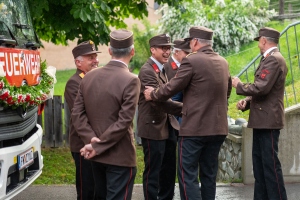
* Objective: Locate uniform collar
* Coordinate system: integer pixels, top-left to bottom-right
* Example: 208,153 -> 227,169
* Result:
263,47 -> 277,58
111,59 -> 128,68
171,56 -> 180,67
150,56 -> 164,71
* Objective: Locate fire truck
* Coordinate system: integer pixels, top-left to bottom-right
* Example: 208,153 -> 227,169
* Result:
0,0 -> 44,199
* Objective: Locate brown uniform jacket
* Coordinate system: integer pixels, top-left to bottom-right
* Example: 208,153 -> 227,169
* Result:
164,57 -> 179,80
151,46 -> 232,136
64,69 -> 85,152
236,48 -> 287,129
138,58 -> 182,140
71,61 -> 140,167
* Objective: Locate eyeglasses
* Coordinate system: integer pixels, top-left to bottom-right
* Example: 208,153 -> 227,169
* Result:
156,46 -> 172,52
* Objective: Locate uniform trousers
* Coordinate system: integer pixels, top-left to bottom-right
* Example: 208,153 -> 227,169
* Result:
142,123 -> 177,200
178,135 -> 226,200
91,161 -> 136,200
252,129 -> 287,200
71,152 -> 95,200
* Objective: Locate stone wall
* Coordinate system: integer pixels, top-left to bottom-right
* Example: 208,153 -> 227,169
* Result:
217,133 -> 243,182
218,104 -> 300,184
216,117 -> 246,182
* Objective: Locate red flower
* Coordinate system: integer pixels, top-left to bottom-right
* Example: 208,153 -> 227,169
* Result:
25,94 -> 31,102
0,81 -> 4,90
17,95 -> 23,103
7,96 -> 14,105
41,94 -> 48,101
0,90 -> 9,100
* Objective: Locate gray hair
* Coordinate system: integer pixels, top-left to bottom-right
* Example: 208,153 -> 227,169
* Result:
75,55 -> 83,61
172,47 -> 181,53
196,38 -> 213,46
263,36 -> 278,44
109,45 -> 134,58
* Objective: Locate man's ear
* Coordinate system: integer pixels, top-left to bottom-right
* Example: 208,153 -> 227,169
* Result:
108,47 -> 112,56
150,47 -> 155,54
75,59 -> 81,66
131,48 -> 135,57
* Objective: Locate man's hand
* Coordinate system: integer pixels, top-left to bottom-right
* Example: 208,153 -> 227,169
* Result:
232,77 -> 241,88
91,137 -> 101,143
144,86 -> 154,101
80,144 -> 97,159
236,99 -> 247,110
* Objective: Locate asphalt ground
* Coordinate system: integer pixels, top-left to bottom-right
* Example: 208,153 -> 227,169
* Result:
11,182 -> 300,200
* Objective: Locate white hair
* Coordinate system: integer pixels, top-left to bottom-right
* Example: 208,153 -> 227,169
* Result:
75,55 -> 83,61
196,38 -> 213,46
109,44 -> 134,58
172,47 -> 182,53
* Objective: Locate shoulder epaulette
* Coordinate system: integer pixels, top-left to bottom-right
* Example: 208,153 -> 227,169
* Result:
79,72 -> 85,79
186,52 -> 197,57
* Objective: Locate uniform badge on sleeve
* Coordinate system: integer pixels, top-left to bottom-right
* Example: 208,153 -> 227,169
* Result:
260,69 -> 270,79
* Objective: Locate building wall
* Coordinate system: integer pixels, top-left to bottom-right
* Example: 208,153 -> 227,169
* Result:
242,104 -> 300,184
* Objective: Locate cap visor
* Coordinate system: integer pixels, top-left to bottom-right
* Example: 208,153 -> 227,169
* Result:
155,43 -> 175,46
254,36 -> 260,41
182,49 -> 192,53
81,50 -> 102,55
184,37 -> 192,42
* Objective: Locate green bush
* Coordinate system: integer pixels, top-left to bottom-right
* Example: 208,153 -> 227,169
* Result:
157,0 -> 276,55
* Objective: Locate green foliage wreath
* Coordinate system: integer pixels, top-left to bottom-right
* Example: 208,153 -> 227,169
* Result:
0,61 -> 55,109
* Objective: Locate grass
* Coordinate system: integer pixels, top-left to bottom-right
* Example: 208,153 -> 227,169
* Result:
34,148 -> 75,184
35,146 -> 145,185
35,19 -> 300,185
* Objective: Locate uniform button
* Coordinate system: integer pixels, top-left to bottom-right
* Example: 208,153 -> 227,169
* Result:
259,108 -> 262,110
152,120 -> 155,123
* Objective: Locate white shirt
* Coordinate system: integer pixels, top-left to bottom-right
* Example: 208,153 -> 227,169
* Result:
263,47 -> 277,58
171,56 -> 180,67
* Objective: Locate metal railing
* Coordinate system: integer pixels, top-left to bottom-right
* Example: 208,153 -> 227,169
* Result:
237,21 -> 300,108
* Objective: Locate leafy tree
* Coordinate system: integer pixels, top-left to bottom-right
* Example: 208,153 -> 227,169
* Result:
130,19 -> 157,71
157,0 -> 276,55
27,0 -> 184,46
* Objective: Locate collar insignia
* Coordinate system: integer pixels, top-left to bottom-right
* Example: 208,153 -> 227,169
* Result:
79,72 -> 85,79
171,62 -> 178,70
152,63 -> 160,73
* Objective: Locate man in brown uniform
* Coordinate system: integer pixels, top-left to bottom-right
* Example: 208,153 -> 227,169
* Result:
232,27 -> 287,200
72,29 -> 140,200
64,40 -> 100,200
138,34 -> 182,200
144,26 -> 232,200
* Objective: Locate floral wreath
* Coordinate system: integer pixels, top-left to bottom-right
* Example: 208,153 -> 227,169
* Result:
0,61 -> 56,109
